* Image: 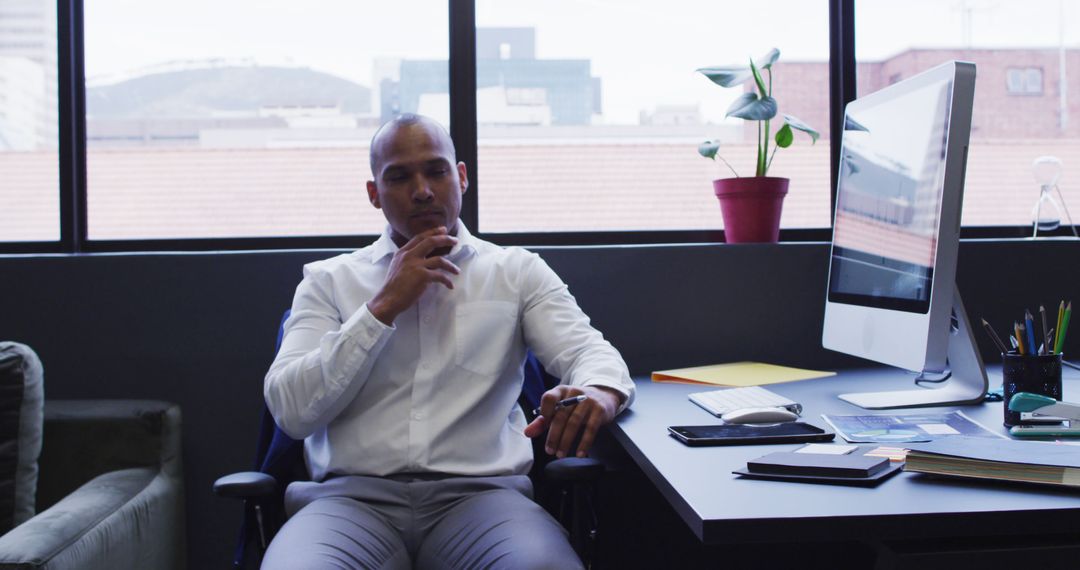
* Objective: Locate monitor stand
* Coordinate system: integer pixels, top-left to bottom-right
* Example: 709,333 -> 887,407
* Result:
839,285 -> 988,409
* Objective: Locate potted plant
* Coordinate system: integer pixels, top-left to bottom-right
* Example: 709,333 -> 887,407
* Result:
697,48 -> 819,243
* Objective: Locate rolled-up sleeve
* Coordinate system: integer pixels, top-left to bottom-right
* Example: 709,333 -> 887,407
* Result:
519,253 -> 635,413
264,266 -> 395,439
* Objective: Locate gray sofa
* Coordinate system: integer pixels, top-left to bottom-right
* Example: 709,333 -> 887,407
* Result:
0,398 -> 186,569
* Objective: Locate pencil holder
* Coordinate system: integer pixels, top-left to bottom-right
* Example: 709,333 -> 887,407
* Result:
1002,351 -> 1062,427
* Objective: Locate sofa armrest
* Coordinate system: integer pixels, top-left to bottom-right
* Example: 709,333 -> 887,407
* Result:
37,400 -> 181,512
0,467 -> 184,570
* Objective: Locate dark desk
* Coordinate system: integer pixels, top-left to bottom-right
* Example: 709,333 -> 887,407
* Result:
609,367 -> 1080,549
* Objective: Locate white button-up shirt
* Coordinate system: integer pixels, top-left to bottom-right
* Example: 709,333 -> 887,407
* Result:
264,224 -> 634,481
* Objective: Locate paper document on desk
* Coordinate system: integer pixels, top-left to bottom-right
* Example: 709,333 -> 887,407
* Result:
651,361 -> 836,386
821,411 -> 1006,444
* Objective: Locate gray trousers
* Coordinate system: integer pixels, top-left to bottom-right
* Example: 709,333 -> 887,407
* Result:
261,473 -> 584,570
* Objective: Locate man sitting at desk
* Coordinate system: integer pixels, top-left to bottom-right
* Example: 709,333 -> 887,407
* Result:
262,113 -> 635,569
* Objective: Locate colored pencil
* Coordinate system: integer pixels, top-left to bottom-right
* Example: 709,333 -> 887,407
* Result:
980,318 -> 1009,353
1039,305 -> 1049,355
1024,310 -> 1038,355
1055,301 -> 1065,354
1055,301 -> 1072,355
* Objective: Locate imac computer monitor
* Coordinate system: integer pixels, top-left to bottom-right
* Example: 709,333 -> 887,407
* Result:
822,61 -> 987,409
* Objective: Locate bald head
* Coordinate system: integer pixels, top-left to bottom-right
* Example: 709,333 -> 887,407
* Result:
369,114 -> 457,178
365,113 -> 469,246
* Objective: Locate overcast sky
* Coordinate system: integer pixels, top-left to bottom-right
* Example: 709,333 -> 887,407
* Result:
84,0 -> 1078,124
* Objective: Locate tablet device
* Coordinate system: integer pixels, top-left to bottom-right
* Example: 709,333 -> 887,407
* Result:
668,422 -> 835,446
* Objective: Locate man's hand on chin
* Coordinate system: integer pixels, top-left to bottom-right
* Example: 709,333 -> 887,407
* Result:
524,385 -> 623,459
367,226 -> 460,325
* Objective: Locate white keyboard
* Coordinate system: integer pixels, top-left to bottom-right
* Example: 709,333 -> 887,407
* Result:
688,386 -> 802,418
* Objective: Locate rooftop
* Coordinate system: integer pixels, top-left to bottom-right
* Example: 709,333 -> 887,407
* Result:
1,138 -> 1078,241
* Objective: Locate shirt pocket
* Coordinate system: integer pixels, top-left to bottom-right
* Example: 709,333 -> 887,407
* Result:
454,300 -> 520,377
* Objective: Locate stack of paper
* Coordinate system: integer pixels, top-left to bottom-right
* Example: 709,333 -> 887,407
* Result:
906,437 -> 1080,488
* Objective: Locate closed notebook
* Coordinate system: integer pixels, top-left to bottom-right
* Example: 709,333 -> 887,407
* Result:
905,437 -> 1080,488
747,451 -> 890,478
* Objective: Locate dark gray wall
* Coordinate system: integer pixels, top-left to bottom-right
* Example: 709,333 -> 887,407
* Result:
1,239 -> 1077,568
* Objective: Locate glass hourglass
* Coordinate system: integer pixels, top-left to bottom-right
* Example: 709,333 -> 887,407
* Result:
1031,156 -> 1078,238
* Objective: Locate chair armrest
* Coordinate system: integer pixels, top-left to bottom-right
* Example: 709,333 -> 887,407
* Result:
214,471 -> 278,500
0,467 -> 184,570
544,457 -> 604,483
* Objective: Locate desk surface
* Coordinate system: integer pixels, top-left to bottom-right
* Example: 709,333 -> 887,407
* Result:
609,367 -> 1080,545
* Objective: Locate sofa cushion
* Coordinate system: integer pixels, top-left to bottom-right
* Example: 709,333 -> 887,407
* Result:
0,343 -> 44,535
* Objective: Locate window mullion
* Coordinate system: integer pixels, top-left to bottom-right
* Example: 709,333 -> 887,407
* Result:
449,0 -> 478,234
58,0 -> 87,253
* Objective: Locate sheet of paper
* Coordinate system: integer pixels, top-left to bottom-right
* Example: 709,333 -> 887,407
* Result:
820,411 -> 1006,444
864,446 -> 908,462
918,423 -> 960,435
651,361 -> 836,386
795,443 -> 857,455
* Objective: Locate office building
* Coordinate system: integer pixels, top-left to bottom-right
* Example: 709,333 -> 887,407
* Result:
769,48 -> 1080,143
0,55 -> 45,149
0,0 -> 57,149
385,27 -> 601,126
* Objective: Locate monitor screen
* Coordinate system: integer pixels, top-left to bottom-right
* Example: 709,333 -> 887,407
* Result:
827,76 -> 956,314
823,60 -> 977,387
822,61 -> 986,409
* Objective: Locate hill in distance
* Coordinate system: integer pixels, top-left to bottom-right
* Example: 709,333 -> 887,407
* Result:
87,65 -> 371,118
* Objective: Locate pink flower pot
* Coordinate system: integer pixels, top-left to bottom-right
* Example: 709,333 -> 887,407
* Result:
712,177 -> 789,243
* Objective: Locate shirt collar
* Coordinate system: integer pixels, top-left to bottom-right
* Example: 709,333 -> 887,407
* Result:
369,222 -> 478,264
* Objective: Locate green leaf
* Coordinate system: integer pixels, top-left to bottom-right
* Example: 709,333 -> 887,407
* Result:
774,123 -> 793,148
726,93 -> 778,121
755,48 -> 780,70
698,140 -> 720,160
749,59 -> 768,97
782,114 -> 820,143
696,66 -> 752,88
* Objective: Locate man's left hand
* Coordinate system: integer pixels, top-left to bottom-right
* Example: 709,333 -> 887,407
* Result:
523,385 -> 622,459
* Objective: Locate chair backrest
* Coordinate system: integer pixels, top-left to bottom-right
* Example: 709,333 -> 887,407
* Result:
519,350 -> 561,420
252,310 -> 304,489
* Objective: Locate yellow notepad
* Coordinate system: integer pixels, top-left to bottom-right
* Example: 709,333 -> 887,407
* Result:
651,361 -> 836,386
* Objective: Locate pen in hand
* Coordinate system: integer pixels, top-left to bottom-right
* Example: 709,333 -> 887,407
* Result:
533,395 -> 587,417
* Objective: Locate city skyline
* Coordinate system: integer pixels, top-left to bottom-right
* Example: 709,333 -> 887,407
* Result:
3,0 -> 1080,242
81,1 -> 1079,125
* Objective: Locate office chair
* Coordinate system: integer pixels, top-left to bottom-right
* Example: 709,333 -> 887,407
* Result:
214,311 -> 605,569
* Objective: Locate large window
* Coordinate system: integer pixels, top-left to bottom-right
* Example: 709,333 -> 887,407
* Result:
0,0 -> 59,242
856,0 -> 1080,229
473,0 -> 832,233
6,1 -> 1075,252
83,0 -> 448,240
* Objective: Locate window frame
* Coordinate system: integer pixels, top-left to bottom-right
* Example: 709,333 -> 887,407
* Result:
2,0 -> 1070,254
1006,66 -> 1044,95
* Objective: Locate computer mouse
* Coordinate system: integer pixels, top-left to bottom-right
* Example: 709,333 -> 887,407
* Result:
721,407 -> 800,424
